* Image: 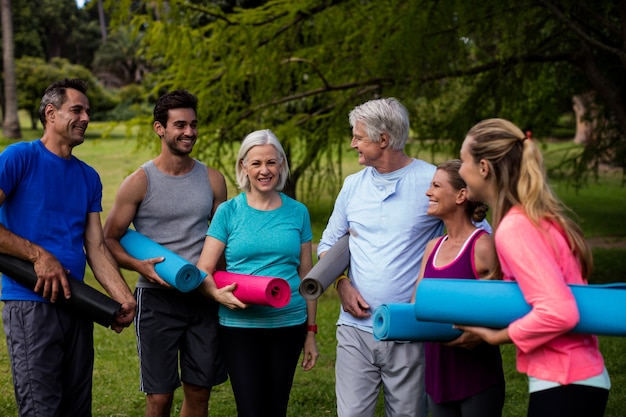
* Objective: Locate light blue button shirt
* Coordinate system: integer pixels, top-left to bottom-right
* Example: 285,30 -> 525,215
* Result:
318,159 -> 444,332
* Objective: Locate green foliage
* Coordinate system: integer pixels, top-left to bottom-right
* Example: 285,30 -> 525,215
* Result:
10,0 -> 45,58
15,57 -> 119,127
9,0 -> 101,67
99,84 -> 153,121
102,0 -> 626,197
92,26 -> 151,87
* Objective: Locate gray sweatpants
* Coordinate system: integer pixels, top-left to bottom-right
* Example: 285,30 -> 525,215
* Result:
3,300 -> 94,417
335,325 -> 427,417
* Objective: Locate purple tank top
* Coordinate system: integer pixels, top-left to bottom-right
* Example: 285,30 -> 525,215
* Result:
423,229 -> 505,403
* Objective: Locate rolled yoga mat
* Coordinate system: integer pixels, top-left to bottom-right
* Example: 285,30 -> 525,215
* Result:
119,229 -> 204,292
0,253 -> 122,328
299,234 -> 350,300
213,271 -> 291,308
414,278 -> 626,336
373,303 -> 462,342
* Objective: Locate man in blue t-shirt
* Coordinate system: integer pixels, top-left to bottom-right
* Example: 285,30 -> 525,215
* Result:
0,78 -> 136,416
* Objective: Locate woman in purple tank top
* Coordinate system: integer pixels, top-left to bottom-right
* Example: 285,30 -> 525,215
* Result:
413,159 -> 505,417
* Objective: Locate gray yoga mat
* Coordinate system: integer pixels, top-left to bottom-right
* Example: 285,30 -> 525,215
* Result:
299,234 -> 350,300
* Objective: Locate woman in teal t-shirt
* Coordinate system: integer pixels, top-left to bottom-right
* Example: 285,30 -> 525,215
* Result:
197,129 -> 319,417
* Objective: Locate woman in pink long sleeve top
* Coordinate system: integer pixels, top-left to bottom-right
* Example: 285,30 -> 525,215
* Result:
456,119 -> 610,417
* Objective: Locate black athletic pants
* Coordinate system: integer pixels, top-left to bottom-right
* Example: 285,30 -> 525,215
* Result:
220,323 -> 306,417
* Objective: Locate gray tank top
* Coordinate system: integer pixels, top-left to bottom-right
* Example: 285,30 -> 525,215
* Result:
133,159 -> 214,289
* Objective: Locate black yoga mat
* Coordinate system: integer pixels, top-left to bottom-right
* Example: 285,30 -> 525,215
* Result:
0,253 -> 122,327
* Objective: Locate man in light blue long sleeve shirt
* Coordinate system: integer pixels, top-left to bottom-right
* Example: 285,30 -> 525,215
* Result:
318,98 -> 443,417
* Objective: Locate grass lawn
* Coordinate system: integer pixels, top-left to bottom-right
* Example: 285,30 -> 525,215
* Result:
0,121 -> 625,416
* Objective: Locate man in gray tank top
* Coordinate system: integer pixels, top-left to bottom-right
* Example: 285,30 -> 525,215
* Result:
104,90 -> 227,417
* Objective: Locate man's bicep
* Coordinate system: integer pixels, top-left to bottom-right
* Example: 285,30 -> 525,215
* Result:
208,169 -> 227,215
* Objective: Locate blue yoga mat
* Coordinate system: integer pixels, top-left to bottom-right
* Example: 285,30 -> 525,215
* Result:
414,278 -> 626,336
119,229 -> 205,292
373,303 -> 462,342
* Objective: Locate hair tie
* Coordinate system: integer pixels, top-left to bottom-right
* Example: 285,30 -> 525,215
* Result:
524,130 -> 532,141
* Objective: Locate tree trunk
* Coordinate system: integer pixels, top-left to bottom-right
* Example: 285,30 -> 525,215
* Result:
1,0 -> 22,139
98,0 -> 107,43
30,109 -> 38,130
572,94 -> 594,145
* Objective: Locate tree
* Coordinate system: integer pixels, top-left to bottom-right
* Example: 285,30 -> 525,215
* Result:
10,0 -> 102,68
97,0 -> 108,42
106,0 -> 626,197
15,57 -> 117,128
92,27 -> 149,87
1,0 -> 21,139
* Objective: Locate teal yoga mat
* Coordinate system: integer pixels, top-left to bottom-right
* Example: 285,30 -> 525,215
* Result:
119,229 -> 205,292
373,303 -> 462,342
299,234 -> 349,300
414,278 -> 626,336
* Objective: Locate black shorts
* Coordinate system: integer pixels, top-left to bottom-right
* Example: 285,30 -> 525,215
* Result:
135,287 -> 227,394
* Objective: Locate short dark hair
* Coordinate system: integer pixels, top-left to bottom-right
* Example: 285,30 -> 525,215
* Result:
38,78 -> 89,127
153,90 -> 198,128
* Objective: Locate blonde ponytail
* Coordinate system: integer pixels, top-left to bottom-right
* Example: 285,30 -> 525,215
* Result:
466,119 -> 593,279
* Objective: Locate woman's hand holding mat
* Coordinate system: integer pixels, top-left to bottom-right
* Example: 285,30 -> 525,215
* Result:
119,229 -> 204,292
213,271 -> 291,308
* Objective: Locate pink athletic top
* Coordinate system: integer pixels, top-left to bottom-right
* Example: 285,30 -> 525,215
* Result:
496,206 -> 605,384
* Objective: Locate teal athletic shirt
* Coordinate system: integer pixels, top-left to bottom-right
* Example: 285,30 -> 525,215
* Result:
207,192 -> 312,328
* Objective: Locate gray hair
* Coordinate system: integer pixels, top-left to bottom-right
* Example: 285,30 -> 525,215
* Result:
236,129 -> 290,191
348,97 -> 409,150
38,78 -> 88,127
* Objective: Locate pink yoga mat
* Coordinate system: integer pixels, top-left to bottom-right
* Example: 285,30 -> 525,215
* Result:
213,271 -> 291,308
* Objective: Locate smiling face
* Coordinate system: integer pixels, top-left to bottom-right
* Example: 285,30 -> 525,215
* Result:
426,168 -> 462,218
241,144 -> 282,194
48,88 -> 90,147
351,120 -> 383,167
154,107 -> 198,156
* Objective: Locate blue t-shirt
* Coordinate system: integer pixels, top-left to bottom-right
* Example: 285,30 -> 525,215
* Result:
0,140 -> 102,301
208,192 -> 312,328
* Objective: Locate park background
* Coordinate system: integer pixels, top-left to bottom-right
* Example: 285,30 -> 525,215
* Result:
0,115 -> 624,416
1,0 -> 625,416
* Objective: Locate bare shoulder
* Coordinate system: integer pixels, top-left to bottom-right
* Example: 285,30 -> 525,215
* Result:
423,237 -> 439,258
116,167 -> 148,203
475,232 -> 495,253
473,232 -> 497,278
207,167 -> 227,203
207,166 -> 226,182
